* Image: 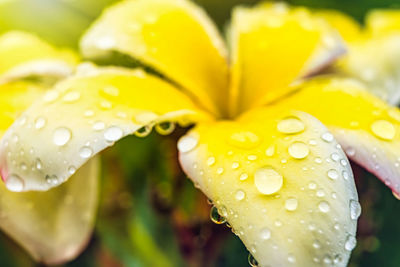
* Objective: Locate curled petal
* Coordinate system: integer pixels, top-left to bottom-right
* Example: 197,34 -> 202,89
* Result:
0,66 -> 212,191
0,31 -> 78,84
228,3 -> 345,116
179,110 -> 358,266
81,0 -> 228,116
270,77 -> 400,196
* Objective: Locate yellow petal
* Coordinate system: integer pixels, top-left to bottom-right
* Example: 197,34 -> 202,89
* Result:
258,77 -> 400,196
229,3 -> 345,116
0,157 -> 99,265
80,0 -> 228,116
366,9 -> 400,36
178,111 -> 359,266
0,31 -> 78,83
0,65 -> 212,191
0,80 -> 99,264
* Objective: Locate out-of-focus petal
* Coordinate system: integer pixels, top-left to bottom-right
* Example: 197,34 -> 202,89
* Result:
81,0 -> 228,116
0,65 -> 212,191
179,110 -> 359,266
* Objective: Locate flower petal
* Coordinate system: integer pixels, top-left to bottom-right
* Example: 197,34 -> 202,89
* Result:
229,3 -> 345,116
266,77 -> 400,196
0,31 -> 78,84
178,110 -> 359,266
366,9 -> 400,36
0,157 -> 99,265
80,0 -> 228,116
0,65 -> 212,191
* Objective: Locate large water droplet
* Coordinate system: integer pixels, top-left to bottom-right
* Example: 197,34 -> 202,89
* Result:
248,253 -> 258,267
104,126 -> 123,142
277,116 -> 305,134
210,206 -> 226,224
344,235 -> 357,251
285,198 -> 298,211
318,201 -> 330,213
229,131 -> 260,149
155,122 -> 175,135
177,134 -> 198,153
5,174 -> 24,192
53,127 -> 72,146
288,141 -> 309,159
135,125 -> 152,137
371,120 -> 395,140
349,200 -> 361,220
254,167 -> 283,195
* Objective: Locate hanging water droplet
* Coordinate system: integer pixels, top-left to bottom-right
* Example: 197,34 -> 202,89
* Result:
318,201 -> 330,213
285,198 -> 298,211
135,125 -> 152,137
34,117 -> 46,129
288,141 -> 309,159
104,126 -> 123,142
371,120 -> 395,140
5,174 -> 24,192
248,253 -> 258,267
344,235 -> 357,251
277,116 -> 305,134
235,190 -> 246,201
53,127 -> 72,146
228,131 -> 260,149
177,134 -> 198,153
321,132 -> 334,142
260,227 -> 271,240
254,166 -> 283,195
155,121 -> 175,135
79,146 -> 93,158
327,169 -> 339,180
210,206 -> 226,224
349,200 -> 361,220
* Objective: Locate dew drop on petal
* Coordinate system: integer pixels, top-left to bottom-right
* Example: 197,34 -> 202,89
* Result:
344,235 -> 357,251
79,146 -> 93,158
248,253 -> 258,267
239,173 -> 249,181
34,117 -> 46,129
265,145 -> 275,157
62,91 -> 81,102
254,167 -> 283,195
285,198 -> 298,211
321,132 -> 334,142
207,157 -> 215,166
178,134 -> 198,153
327,169 -> 339,180
235,190 -> 246,201
104,126 -> 123,142
53,127 -> 72,146
68,166 -> 77,175
260,227 -> 271,240
5,174 -> 24,192
370,120 -> 396,140
350,200 -> 361,220
277,116 -> 305,134
288,141 -> 309,159
210,206 -> 226,224
229,131 -> 260,149
318,201 -> 330,213
155,122 -> 175,135
93,121 -> 105,131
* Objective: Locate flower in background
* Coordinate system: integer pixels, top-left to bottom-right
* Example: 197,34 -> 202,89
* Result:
1,0 -> 400,266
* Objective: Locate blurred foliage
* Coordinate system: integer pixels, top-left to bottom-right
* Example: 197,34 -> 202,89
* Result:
1,0 -> 400,266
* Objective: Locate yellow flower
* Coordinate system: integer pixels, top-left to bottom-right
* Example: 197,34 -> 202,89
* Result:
1,1 -> 400,266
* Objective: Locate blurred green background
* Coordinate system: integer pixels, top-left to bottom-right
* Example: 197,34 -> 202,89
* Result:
1,0 -> 400,266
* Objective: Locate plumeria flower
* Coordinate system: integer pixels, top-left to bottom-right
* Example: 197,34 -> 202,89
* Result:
2,0 -> 400,266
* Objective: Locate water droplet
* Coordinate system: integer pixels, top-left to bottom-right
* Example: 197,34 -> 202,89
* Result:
35,158 -> 42,170
34,117 -> 46,129
288,141 -> 309,159
207,157 -> 215,166
135,125 -> 152,137
285,198 -> 298,211
308,182 -> 317,190
178,134 -> 198,153
346,147 -> 356,156
104,126 -> 123,142
327,169 -> 339,180
217,167 -> 224,174
344,235 -> 357,251
239,173 -> 248,181
277,116 -> 305,134
331,153 -> 340,161
102,86 -> 120,97
235,190 -> 246,201
318,201 -> 330,213
232,162 -> 240,169
229,131 -> 260,149
265,145 -> 275,156
287,254 -> 296,263
313,240 -> 321,249
62,91 -> 81,102
260,227 -> 271,240
46,174 -> 59,185
68,166 -> 76,175
155,122 -> 175,135
84,110 -> 94,117
350,200 -> 361,220
79,146 -> 93,158
210,206 -> 226,224
321,132 -> 334,142
371,120 -> 395,140
53,127 -> 72,146
93,121 -> 105,131
248,253 -> 258,267
254,167 -> 283,195
6,174 -> 24,192
43,90 -> 59,102
100,100 -> 112,109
